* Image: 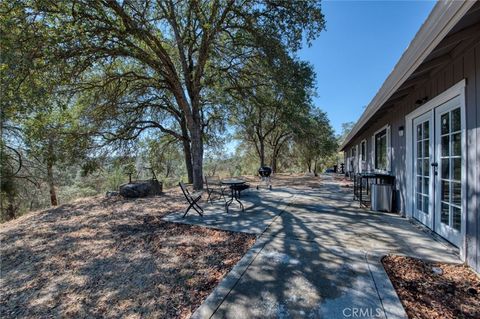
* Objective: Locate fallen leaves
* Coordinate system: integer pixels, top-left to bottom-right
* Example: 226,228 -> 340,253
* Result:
382,255 -> 480,319
0,188 -> 255,319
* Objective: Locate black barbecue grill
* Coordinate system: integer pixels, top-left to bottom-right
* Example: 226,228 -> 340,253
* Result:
256,166 -> 272,190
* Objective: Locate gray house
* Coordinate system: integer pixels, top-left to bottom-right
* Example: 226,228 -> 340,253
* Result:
341,1 -> 480,272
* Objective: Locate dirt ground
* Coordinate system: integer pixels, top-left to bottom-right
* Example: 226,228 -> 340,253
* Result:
383,255 -> 480,319
0,187 -> 255,318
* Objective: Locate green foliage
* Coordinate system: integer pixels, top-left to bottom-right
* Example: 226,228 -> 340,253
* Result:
106,165 -> 126,192
1,0 -> 331,220
295,108 -> 338,174
145,137 -> 185,179
338,122 -> 356,144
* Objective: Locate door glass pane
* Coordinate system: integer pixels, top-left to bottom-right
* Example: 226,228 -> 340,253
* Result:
441,181 -> 450,202
417,159 -> 422,175
423,121 -> 429,138
423,159 -> 429,176
441,136 -> 449,156
423,177 -> 429,195
417,141 -> 422,158
423,196 -> 429,214
441,113 -> 449,134
441,159 -> 449,179
452,182 -> 461,206
452,133 -> 461,156
441,203 -> 450,225
417,124 -> 422,139
423,141 -> 429,159
452,206 -> 461,231
452,158 -> 461,181
451,108 -> 461,132
416,194 -> 422,212
417,177 -> 422,193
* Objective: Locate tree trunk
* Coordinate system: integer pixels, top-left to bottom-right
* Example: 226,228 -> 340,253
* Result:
189,124 -> 204,190
47,160 -> 58,206
211,164 -> 217,176
271,155 -> 277,173
6,191 -> 16,220
170,78 -> 202,188
313,160 -> 318,177
179,116 -> 193,183
270,134 -> 289,174
259,139 -> 265,167
271,144 -> 281,173
47,138 -> 58,206
182,139 -> 193,183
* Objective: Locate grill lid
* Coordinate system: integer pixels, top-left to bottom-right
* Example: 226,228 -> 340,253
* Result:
258,166 -> 272,177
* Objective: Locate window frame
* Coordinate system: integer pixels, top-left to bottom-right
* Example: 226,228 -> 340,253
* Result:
360,139 -> 366,161
359,139 -> 367,172
350,147 -> 356,172
372,124 -> 391,173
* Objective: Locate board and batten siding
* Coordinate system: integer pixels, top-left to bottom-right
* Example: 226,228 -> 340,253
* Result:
345,40 -> 480,272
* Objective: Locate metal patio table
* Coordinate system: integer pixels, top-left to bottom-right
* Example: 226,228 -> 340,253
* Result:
221,179 -> 246,212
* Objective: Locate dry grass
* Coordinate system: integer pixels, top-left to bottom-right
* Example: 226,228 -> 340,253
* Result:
383,255 -> 480,319
0,187 -> 255,318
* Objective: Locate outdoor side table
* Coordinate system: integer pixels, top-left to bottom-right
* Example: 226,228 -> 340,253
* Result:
221,179 -> 246,213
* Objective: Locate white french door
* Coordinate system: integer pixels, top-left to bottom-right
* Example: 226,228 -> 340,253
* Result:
412,96 -> 465,247
413,112 -> 434,227
434,98 -> 464,247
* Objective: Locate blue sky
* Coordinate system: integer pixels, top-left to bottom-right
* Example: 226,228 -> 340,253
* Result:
298,0 -> 436,135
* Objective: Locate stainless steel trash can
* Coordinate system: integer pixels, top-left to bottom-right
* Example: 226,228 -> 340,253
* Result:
371,184 -> 392,212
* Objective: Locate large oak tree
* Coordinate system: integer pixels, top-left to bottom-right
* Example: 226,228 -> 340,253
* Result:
20,0 -> 325,189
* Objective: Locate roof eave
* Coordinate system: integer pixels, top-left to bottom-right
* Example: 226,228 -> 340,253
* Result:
339,0 -> 475,151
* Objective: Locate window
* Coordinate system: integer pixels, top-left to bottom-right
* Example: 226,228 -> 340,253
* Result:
360,140 -> 366,161
350,147 -> 356,172
375,128 -> 388,170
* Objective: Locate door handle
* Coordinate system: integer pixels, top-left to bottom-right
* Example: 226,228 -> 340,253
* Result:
431,162 -> 438,167
431,162 -> 438,175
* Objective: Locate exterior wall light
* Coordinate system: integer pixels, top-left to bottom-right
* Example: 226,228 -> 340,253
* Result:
398,126 -> 405,137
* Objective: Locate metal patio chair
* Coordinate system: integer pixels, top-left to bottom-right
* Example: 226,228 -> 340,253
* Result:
204,176 -> 227,203
179,182 -> 204,218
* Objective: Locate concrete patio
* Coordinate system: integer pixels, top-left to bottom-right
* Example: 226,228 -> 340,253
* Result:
164,175 -> 461,319
163,187 -> 296,234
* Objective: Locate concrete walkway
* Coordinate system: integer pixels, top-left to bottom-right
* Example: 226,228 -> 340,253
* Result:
169,177 -> 461,319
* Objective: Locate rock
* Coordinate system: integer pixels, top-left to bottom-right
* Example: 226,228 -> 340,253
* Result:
467,287 -> 477,296
119,180 -> 163,198
106,191 -> 119,197
432,267 -> 443,275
